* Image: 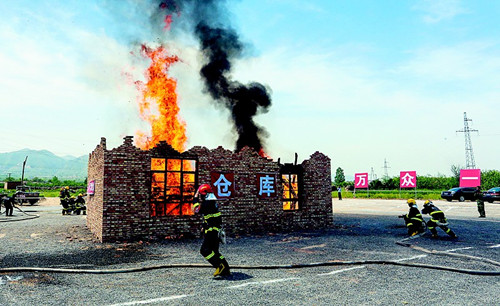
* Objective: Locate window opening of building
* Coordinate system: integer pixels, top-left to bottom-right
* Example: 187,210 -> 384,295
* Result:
150,158 -> 197,217
282,173 -> 300,210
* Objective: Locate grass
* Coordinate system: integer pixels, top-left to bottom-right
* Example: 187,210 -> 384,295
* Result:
335,189 -> 443,200
1,188 -> 86,198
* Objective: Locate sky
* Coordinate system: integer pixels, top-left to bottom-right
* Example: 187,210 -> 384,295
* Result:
0,0 -> 499,180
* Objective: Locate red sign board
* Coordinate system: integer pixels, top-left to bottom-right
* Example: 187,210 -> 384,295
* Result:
459,169 -> 481,187
210,172 -> 235,198
354,173 -> 369,188
87,180 -> 95,195
256,173 -> 277,198
400,171 -> 417,188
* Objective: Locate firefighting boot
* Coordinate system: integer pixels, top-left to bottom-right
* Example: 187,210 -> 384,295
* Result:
446,229 -> 457,239
213,259 -> 230,277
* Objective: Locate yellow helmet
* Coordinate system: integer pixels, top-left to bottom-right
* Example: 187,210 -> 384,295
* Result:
407,199 -> 416,205
78,193 -> 83,197
424,200 -> 432,205
65,186 -> 69,189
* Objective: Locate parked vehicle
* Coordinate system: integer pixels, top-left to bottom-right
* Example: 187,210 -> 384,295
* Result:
13,185 -> 43,205
440,187 -> 476,202
483,187 -> 500,203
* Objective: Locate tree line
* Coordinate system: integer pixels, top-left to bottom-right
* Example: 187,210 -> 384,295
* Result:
334,167 -> 500,190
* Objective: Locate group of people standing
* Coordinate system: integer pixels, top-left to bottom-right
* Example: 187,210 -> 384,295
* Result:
400,199 -> 457,238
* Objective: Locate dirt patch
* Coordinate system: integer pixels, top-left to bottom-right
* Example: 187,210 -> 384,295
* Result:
32,197 -> 60,207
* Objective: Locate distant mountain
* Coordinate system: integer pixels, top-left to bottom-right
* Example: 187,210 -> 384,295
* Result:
0,149 -> 87,180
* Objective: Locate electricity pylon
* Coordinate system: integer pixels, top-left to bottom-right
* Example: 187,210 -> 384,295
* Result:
456,112 -> 478,169
382,159 -> 390,178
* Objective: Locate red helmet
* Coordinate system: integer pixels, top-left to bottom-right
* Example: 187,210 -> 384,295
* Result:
197,184 -> 212,195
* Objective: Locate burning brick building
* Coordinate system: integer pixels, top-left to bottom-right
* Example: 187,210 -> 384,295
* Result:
86,136 -> 333,242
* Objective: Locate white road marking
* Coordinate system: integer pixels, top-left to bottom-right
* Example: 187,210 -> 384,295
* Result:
445,247 -> 473,252
107,294 -> 190,306
488,244 -> 500,248
317,266 -> 366,276
301,244 -> 326,250
227,277 -> 299,289
394,255 -> 427,262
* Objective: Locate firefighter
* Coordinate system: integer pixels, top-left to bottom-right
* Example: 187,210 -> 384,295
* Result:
475,186 -> 486,218
59,187 -> 71,215
193,184 -> 230,277
421,200 -> 457,238
2,195 -> 14,216
75,194 -> 87,215
399,199 -> 425,236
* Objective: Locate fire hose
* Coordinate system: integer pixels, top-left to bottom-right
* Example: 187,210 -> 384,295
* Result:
0,203 -> 40,222
0,212 -> 498,276
0,235 -> 498,276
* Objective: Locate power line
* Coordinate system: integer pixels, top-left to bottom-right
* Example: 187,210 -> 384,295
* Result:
456,112 -> 478,169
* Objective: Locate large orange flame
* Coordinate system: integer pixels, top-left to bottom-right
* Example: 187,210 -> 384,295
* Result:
135,45 -> 187,152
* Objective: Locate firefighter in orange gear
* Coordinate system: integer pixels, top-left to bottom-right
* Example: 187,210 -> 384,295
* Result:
421,200 -> 457,238
193,184 -> 230,277
399,199 -> 425,236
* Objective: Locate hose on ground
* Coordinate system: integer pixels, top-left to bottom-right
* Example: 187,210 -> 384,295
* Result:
396,239 -> 500,267
0,259 -> 498,276
0,204 -> 40,222
0,217 -> 498,276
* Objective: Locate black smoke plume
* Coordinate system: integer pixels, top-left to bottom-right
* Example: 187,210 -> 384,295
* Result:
156,0 -> 272,154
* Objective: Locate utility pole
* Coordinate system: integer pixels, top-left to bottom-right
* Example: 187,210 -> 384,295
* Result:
456,112 -> 478,169
382,159 -> 390,178
21,156 -> 28,186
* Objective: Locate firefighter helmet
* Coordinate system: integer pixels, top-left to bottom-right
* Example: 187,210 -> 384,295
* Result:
424,200 -> 433,207
65,186 -> 69,189
197,184 -> 212,195
407,198 -> 416,205
78,193 -> 83,197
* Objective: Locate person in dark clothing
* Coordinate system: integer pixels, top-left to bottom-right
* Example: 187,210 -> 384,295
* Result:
75,194 -> 86,215
193,184 -> 230,277
2,195 -> 14,216
337,186 -> 342,200
475,186 -> 486,218
59,187 -> 71,215
421,200 -> 457,238
399,199 -> 425,236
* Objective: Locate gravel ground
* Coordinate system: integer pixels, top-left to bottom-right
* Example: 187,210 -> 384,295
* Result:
0,198 -> 498,305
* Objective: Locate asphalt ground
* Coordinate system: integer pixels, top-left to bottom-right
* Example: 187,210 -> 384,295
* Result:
0,198 -> 498,305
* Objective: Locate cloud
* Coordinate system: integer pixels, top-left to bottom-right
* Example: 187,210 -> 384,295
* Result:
413,0 -> 469,23
394,41 -> 500,90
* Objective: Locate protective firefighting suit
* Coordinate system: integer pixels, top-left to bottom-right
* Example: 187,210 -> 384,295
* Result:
59,188 -> 71,215
475,187 -> 486,218
421,201 -> 457,238
400,199 -> 425,236
194,193 -> 230,277
75,195 -> 86,215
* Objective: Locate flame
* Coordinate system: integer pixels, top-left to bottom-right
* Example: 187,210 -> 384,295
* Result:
258,148 -> 272,159
135,45 -> 187,152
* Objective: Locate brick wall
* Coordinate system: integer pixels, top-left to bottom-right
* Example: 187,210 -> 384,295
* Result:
87,136 -> 333,242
